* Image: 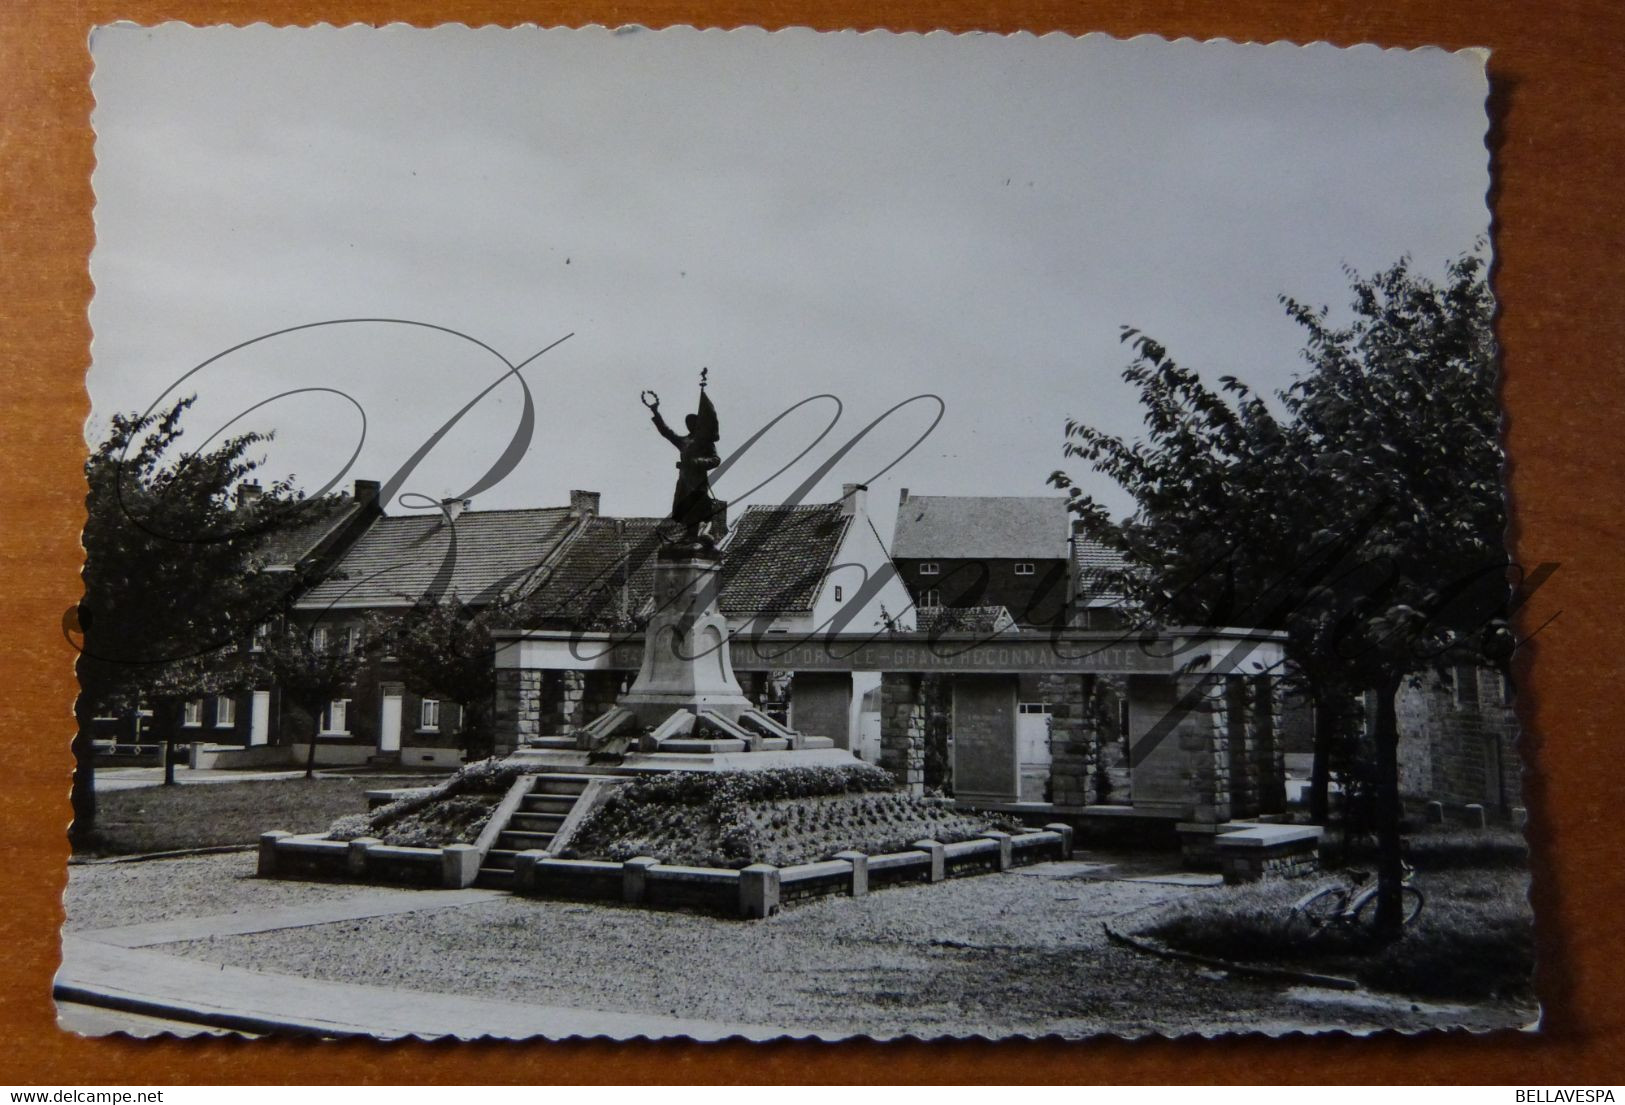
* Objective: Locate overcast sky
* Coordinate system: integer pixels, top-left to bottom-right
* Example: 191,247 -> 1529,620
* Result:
87,25 -> 1490,540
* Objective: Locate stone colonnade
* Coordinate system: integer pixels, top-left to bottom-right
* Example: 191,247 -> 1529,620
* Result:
1151,671 -> 1285,823
492,642 -> 1286,824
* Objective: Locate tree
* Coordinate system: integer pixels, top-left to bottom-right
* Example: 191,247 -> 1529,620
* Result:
1048,318 -> 1350,821
75,397 -> 295,839
254,620 -> 363,778
1278,252 -> 1504,933
368,593 -> 500,760
1053,250 -> 1505,936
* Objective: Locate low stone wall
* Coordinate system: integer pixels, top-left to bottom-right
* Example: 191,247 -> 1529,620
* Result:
1213,824 -> 1322,885
259,822 -> 1075,914
258,831 -> 481,889
187,743 -> 293,771
286,743 -> 376,768
511,825 -> 1074,918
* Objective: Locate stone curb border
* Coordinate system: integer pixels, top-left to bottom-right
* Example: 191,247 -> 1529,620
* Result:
70,844 -> 258,866
261,823 -> 1076,917
1101,917 -> 1359,991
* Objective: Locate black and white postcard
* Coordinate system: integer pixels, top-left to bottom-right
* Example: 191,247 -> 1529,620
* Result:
63,24 -> 1533,1040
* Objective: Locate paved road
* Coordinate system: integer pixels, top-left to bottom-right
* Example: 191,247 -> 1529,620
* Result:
94,766 -> 448,792
95,767 -> 313,792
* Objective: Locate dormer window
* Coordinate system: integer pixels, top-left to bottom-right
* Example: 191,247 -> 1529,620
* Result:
1014,562 -> 1035,576
919,562 -> 940,575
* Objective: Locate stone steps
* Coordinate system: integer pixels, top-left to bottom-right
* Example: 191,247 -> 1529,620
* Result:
476,772 -> 593,887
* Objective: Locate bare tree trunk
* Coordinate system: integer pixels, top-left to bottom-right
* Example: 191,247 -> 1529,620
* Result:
1373,673 -> 1406,938
304,713 -> 320,780
69,701 -> 99,850
161,698 -> 180,786
1310,698 -> 1333,825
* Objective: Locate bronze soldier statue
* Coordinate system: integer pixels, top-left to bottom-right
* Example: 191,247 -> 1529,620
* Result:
641,371 -> 724,558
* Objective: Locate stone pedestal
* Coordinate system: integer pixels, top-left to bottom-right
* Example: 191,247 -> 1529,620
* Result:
568,553 -> 834,757
616,556 -> 753,726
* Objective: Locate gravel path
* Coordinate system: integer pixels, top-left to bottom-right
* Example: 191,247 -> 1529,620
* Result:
64,853 -> 378,934
84,854 -> 1536,1039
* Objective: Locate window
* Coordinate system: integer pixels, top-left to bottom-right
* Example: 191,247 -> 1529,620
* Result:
182,700 -> 203,727
1450,665 -> 1480,709
833,585 -> 844,602
214,696 -> 236,727
420,699 -> 440,732
321,699 -> 350,734
1014,562 -> 1036,576
1500,672 -> 1514,706
251,622 -> 271,652
918,562 -> 940,576
921,588 -> 941,608
311,626 -> 330,651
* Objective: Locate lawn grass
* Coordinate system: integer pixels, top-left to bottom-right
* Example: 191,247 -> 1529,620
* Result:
1135,826 -> 1534,1001
79,778 -> 373,856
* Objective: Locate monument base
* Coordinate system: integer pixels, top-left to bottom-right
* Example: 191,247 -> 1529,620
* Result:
559,553 -> 841,758
506,744 -> 859,775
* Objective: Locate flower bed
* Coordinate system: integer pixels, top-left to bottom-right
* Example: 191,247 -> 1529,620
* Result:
566,765 -> 1021,868
326,757 -> 523,847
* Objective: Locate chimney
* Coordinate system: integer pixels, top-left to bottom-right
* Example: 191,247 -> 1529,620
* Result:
569,490 -> 601,516
840,482 -> 868,519
235,481 -> 263,510
899,487 -> 910,504
711,498 -> 729,535
1071,518 -> 1088,536
440,496 -> 471,522
352,479 -> 380,507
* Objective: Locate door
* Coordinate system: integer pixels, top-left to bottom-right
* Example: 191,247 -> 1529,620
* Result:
951,675 -> 1020,804
249,691 -> 271,746
1016,703 -> 1053,802
378,691 -> 403,754
858,706 -> 882,764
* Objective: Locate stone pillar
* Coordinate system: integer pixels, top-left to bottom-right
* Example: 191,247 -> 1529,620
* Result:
1251,675 -> 1287,815
1045,674 -> 1097,810
492,668 -> 531,756
880,672 -> 926,796
557,670 -> 587,729
1172,672 -> 1231,824
1224,675 -> 1258,819
739,864 -> 781,918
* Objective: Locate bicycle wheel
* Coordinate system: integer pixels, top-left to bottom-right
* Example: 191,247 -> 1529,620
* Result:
1351,885 -> 1425,930
1291,885 -> 1349,934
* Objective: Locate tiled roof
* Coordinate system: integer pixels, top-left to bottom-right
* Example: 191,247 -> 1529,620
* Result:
719,504 -> 851,617
254,497 -> 365,570
1073,534 -> 1127,605
892,495 -> 1069,560
915,604 -> 1018,635
296,507 -> 578,610
516,515 -> 664,628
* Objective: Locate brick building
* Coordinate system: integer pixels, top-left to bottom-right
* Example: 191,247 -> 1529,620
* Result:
280,492 -> 593,767
94,480 -> 381,764
492,485 -> 915,764
890,492 -> 1072,629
